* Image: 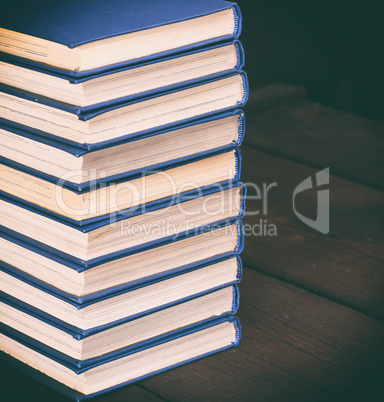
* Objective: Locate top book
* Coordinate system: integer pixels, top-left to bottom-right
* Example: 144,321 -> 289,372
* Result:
0,0 -> 241,73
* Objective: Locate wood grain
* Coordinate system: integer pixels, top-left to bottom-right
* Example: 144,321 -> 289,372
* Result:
244,85 -> 384,190
138,268 -> 384,401
1,83 -> 383,401
241,145 -> 384,319
2,267 -> 382,401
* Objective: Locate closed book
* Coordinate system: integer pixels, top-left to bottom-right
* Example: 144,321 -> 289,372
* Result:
0,217 -> 243,296
0,1 -> 245,397
0,0 -> 242,73
0,145 -> 241,220
0,219 -> 244,297
0,255 -> 242,333
0,40 -> 244,107
0,181 -> 245,260
0,316 -> 241,399
0,71 -> 248,144
0,109 -> 244,186
0,284 -> 238,361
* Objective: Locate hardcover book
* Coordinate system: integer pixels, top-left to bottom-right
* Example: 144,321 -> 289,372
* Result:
0,285 -> 239,360
0,71 -> 248,144
0,316 -> 241,399
0,0 -> 242,72
0,40 -> 244,106
0,219 -> 244,297
0,1 -> 245,397
0,109 -> 244,184
0,182 -> 245,260
0,146 -> 241,220
0,255 -> 242,334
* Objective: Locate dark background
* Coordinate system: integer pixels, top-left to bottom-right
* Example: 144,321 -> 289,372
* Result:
237,0 -> 383,122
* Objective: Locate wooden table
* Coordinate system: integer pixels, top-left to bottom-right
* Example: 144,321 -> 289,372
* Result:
1,84 -> 383,401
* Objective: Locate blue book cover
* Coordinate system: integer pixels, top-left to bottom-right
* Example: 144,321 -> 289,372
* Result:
0,252 -> 242,306
0,142 -> 242,193
0,108 -> 245,153
0,173 -> 245,231
0,315 -> 241,400
0,70 -> 248,145
0,111 -> 245,214
0,215 -> 244,272
0,255 -> 242,337
0,181 -> 245,267
0,39 -> 244,83
0,251 -> 241,336
0,0 -> 242,74
0,70 -> 248,120
0,1 -> 242,48
0,315 -> 241,372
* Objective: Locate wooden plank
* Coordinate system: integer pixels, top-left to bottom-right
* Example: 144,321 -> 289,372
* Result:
240,145 -> 384,319
244,85 -> 384,190
138,268 -> 384,401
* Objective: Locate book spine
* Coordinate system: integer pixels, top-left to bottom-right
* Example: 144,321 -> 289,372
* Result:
235,256 -> 243,282
234,147 -> 242,180
229,316 -> 242,346
231,4 -> 243,38
237,70 -> 249,106
232,285 -> 240,314
0,211 -> 242,272
234,109 -> 245,146
0,316 -> 241,399
239,181 -> 247,217
234,40 -> 245,70
235,219 -> 245,254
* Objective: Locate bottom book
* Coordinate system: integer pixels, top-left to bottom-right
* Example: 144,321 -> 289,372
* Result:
0,316 -> 240,400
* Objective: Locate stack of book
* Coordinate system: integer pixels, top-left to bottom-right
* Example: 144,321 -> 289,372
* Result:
0,0 -> 247,399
